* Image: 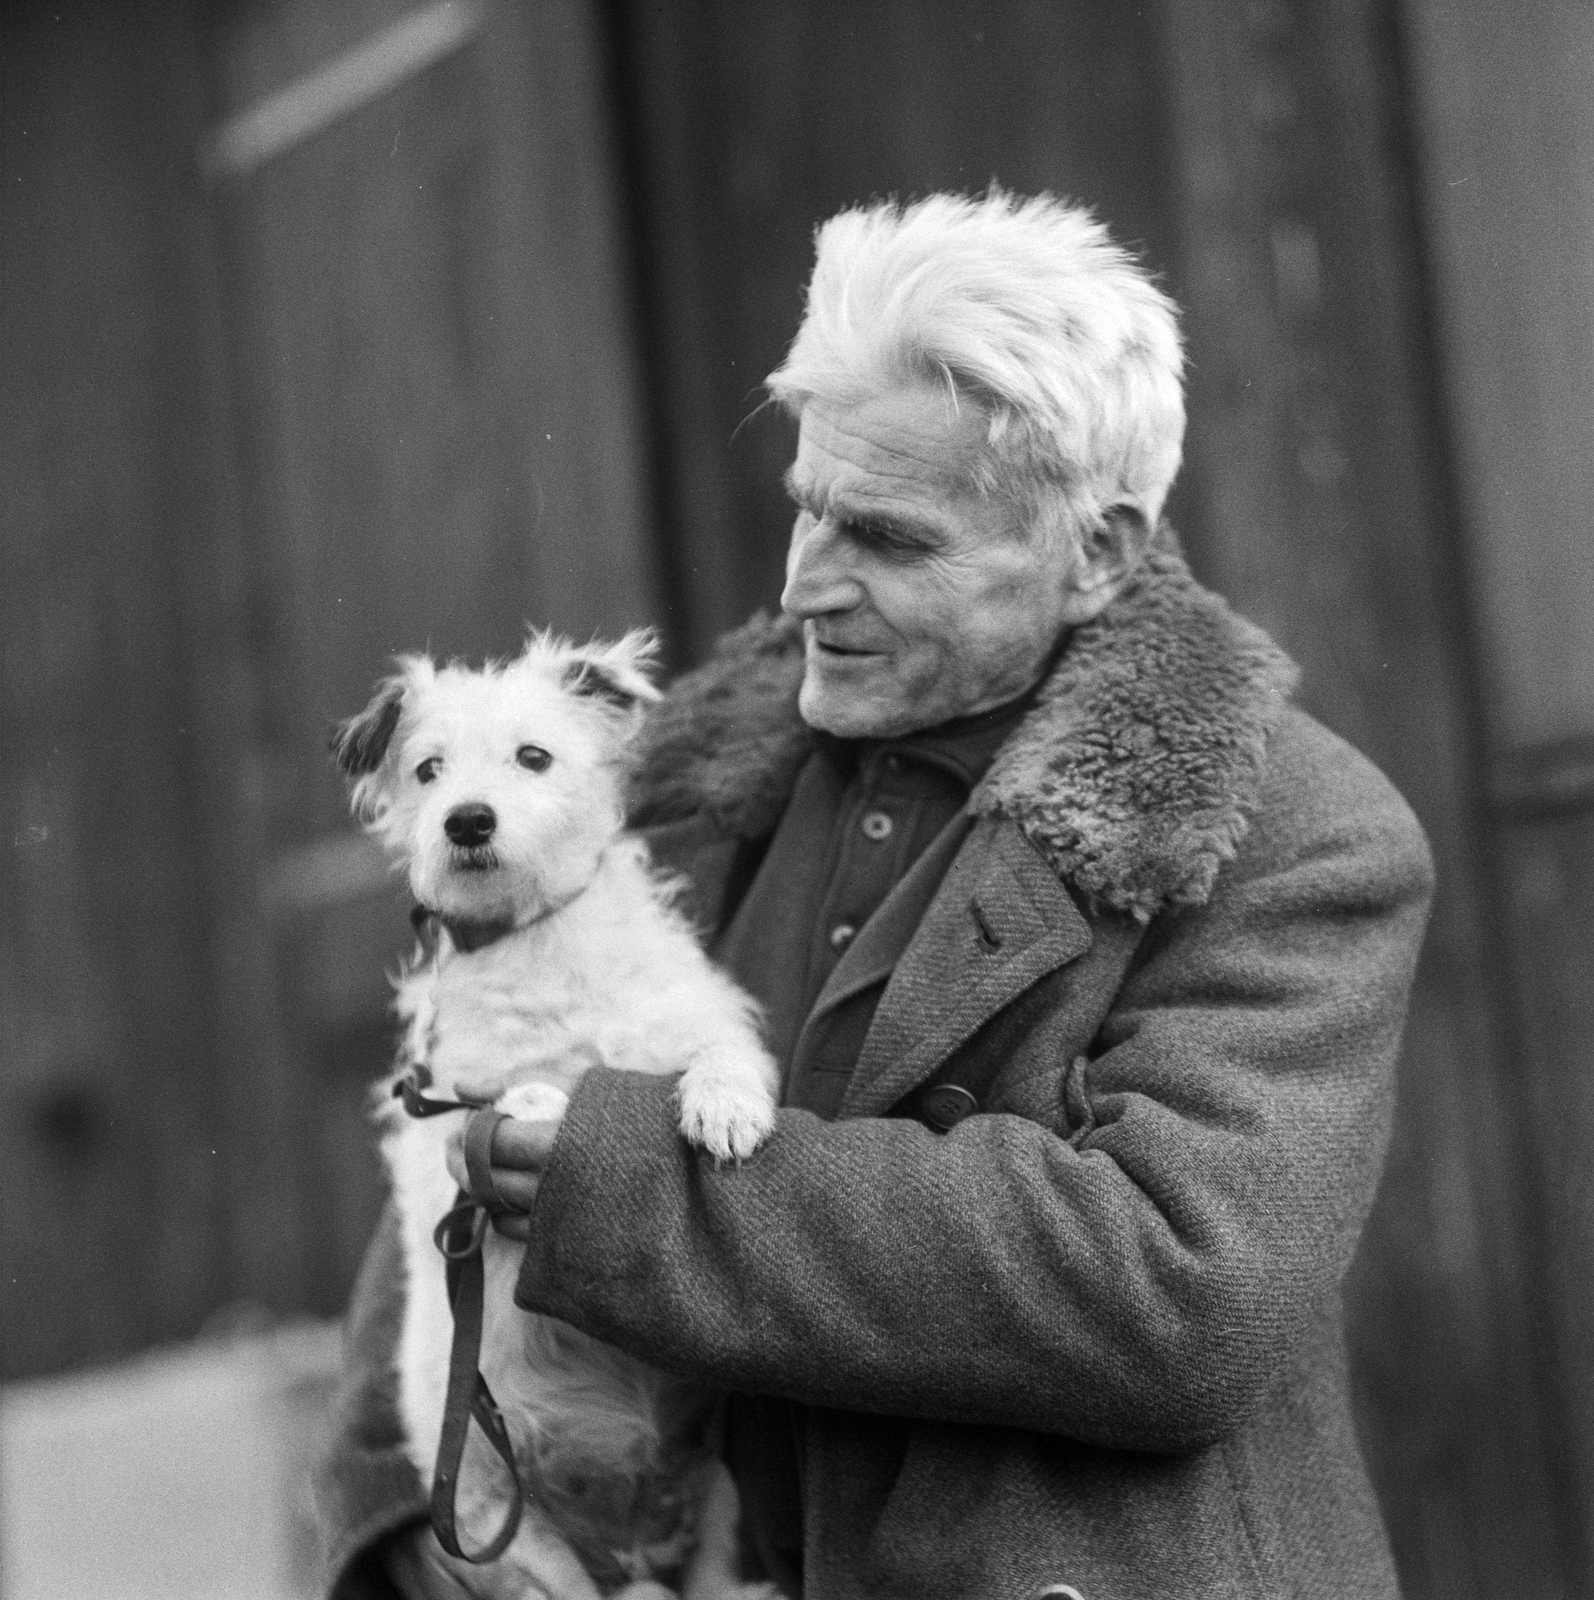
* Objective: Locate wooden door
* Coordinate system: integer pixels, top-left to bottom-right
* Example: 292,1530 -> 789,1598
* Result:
1402,1 -> 1594,1587
1,0 -> 659,1374
204,0 -> 664,1313
1157,2 -> 1579,1591
2,0 -> 251,1379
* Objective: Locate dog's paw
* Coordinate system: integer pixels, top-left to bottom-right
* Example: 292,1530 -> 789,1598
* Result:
675,1070 -> 776,1164
495,1080 -> 570,1123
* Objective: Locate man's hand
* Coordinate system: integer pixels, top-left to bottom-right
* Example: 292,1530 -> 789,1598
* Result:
444,1074 -> 573,1241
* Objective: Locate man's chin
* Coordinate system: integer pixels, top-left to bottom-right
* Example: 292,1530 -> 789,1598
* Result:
798,672 -> 919,740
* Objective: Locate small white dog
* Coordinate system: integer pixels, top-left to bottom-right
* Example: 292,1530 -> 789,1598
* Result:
333,629 -> 780,1599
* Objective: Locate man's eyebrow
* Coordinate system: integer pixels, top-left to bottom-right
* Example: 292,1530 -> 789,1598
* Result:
782,468 -> 940,541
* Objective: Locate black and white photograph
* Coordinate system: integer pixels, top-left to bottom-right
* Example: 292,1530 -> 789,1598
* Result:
2,4 -> 1591,1598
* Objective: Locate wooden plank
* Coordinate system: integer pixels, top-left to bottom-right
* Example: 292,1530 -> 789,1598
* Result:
1499,809 -> 1594,1561
1491,738 -> 1594,824
0,1 -> 246,1374
206,0 -> 661,1307
1400,1 -> 1594,1580
1155,1 -> 1573,1592
211,0 -> 661,839
1400,0 -> 1594,751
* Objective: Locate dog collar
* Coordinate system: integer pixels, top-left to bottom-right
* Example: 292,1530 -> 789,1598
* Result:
410,903 -> 516,954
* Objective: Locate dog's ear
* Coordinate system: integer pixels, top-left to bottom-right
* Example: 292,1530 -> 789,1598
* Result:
330,675 -> 408,777
559,628 -> 664,713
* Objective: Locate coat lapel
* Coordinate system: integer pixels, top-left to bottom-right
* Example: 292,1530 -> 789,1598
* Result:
801,811 -> 974,1025
626,526 -> 1300,1116
840,817 -> 1092,1119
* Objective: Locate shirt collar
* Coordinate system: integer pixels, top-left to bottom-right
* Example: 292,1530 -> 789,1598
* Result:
820,686 -> 1040,794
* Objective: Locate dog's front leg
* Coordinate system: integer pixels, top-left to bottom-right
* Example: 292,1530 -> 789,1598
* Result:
674,1038 -> 779,1164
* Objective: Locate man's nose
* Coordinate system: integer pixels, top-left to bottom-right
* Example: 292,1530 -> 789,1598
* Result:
780,518 -> 863,617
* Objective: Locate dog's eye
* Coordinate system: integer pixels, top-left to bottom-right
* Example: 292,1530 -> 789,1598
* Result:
516,744 -> 552,773
415,757 -> 442,784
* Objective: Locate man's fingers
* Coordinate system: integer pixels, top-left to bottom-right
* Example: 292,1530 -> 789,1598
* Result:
449,1072 -> 510,1105
491,1212 -> 532,1241
442,1113 -> 554,1210
487,1169 -> 542,1212
490,1114 -> 561,1170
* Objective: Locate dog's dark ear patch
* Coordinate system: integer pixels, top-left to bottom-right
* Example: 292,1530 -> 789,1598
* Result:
331,682 -> 404,776
561,658 -> 641,711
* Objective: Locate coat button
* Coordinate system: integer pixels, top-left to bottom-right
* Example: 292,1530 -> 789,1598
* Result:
919,1083 -> 979,1131
861,809 -> 893,841
1033,1588 -> 1087,1600
829,923 -> 857,951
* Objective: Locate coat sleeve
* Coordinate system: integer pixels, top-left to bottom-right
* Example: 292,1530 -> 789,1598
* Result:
311,1204 -> 429,1598
513,731 -> 1434,1455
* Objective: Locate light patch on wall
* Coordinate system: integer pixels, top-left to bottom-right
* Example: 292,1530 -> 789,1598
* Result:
199,0 -> 488,184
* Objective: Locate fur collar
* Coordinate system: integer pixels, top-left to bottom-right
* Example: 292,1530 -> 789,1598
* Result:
628,528 -> 1298,922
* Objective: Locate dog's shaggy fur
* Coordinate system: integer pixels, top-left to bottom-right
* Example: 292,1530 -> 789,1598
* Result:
335,630 -> 779,1598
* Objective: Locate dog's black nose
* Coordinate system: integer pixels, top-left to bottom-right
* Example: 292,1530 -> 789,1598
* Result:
444,802 -> 497,848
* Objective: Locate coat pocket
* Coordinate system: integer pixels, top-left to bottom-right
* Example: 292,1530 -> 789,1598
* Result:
854,1422 -> 1270,1600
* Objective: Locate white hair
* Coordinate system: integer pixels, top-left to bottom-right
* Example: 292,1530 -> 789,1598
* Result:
766,189 -> 1186,537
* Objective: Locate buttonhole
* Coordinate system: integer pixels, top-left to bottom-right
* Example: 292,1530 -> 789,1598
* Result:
971,900 -> 1002,949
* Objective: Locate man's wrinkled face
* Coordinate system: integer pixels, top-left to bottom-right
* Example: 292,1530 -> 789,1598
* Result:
781,384 -> 1080,739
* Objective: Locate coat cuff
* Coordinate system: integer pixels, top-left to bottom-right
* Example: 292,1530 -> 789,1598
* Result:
514,1070 -> 688,1311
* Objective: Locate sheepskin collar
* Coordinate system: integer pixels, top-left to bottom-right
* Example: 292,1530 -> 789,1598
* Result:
629,527 -> 1299,922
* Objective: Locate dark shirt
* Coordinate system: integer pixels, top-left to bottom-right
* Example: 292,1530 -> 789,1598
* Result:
710,693 -> 1033,1594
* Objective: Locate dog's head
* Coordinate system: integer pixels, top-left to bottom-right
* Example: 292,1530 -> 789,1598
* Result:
331,629 -> 661,928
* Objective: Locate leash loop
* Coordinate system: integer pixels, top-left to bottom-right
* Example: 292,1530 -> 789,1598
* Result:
433,1200 -> 490,1262
429,1203 -> 526,1564
421,1109 -> 528,1563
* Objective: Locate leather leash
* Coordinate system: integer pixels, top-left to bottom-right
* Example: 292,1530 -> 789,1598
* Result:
399,1073 -> 527,1563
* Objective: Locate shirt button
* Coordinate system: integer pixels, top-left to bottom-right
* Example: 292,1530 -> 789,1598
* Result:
861,810 -> 894,841
829,923 -> 857,951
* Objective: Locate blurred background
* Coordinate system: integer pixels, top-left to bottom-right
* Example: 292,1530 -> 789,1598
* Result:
2,0 -> 1591,1595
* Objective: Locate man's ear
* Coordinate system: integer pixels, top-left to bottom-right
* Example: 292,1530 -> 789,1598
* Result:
559,628 -> 664,712
1062,503 -> 1151,625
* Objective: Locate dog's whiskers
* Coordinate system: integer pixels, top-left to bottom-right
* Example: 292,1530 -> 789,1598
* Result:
449,845 -> 499,872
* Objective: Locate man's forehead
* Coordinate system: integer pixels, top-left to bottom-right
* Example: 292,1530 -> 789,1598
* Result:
790,386 -> 988,498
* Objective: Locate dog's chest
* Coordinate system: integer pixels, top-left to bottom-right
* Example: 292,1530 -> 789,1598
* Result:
414,923 -> 655,1093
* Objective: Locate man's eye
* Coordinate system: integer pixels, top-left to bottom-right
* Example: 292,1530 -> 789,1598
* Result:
516,745 -> 553,773
415,757 -> 442,784
842,518 -> 917,556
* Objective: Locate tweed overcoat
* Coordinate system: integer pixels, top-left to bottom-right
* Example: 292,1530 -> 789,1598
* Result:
314,535 -> 1433,1600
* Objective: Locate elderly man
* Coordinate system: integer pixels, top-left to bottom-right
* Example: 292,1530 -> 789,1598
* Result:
316,191 -> 1431,1599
